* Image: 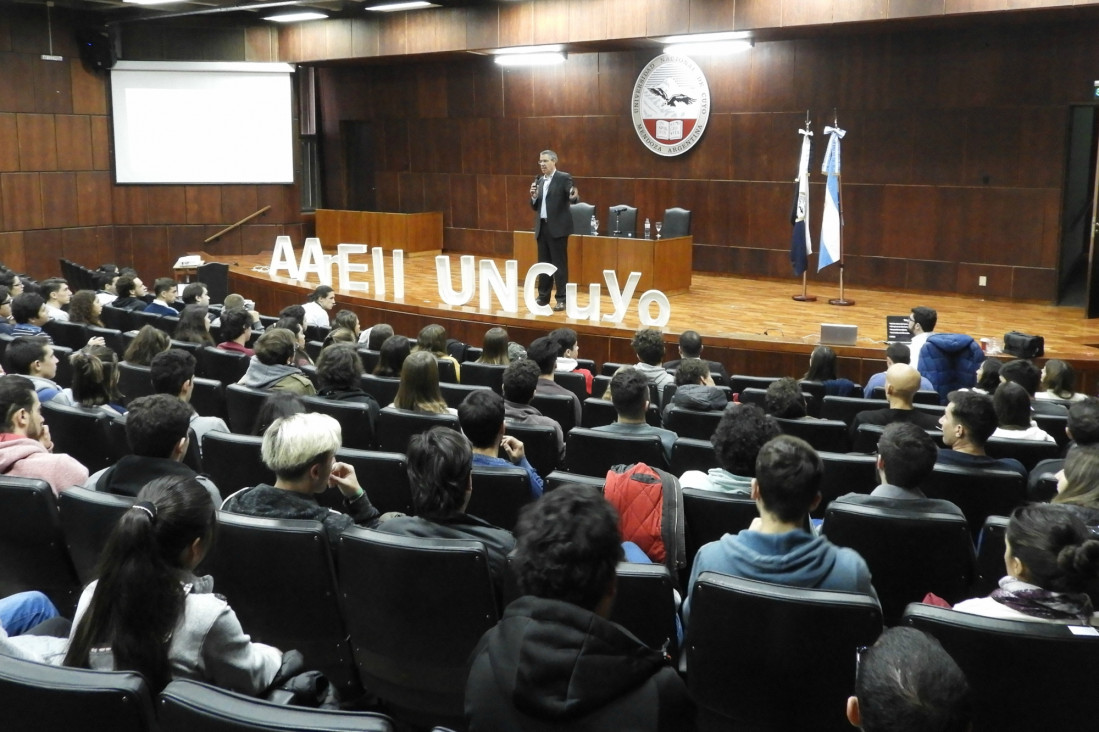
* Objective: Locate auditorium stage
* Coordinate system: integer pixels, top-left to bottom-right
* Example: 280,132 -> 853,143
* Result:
222,251 -> 1099,393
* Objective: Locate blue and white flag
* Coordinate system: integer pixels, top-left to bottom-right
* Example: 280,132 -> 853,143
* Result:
818,124 -> 846,272
789,126 -> 813,276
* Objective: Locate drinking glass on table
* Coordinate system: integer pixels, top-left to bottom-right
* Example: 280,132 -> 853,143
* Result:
654,221 -> 663,239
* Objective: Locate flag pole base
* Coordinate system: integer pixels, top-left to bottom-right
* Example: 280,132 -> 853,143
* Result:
792,295 -> 817,302
828,297 -> 856,306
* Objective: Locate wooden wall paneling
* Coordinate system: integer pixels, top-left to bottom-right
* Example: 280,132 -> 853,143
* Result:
498,1 -> 535,48
449,173 -> 478,228
842,184 -> 883,258
855,256 -> 907,290
502,66 -> 534,118
1011,267 -> 1057,301
905,259 -> 956,292
33,58 -> 73,114
381,118 -> 410,173
0,53 -> 37,112
398,172 -> 426,212
241,224 -> 280,255
844,109 -> 909,185
423,174 -> 452,227
201,224 -> 242,257
465,6 -> 500,51
22,229 -> 61,278
955,262 -> 1011,298
711,180 -> 750,249
568,0 -> 608,43
40,172 -> 79,229
889,0 -> 946,19
0,10 -> 10,53
684,113 -> 732,181
0,231 -> 25,271
244,25 -> 277,62
639,0 -> 689,37
374,171 -> 401,211
255,184 -> 299,223
880,185 -> 938,260
1015,106 -> 1069,190
472,60 -> 505,119
603,0 -> 648,39
460,118 -> 493,174
909,109 -> 966,186
278,23 -> 303,63
403,10 -> 435,55
130,225 -> 170,277
577,115 -> 617,181
446,65 -> 479,119
532,0 -> 570,46
476,174 -> 508,231
436,7 -> 469,52
417,69 -> 448,119
220,186 -> 260,223
2,172 -> 43,231
962,110 -> 1023,188
185,185 -> 223,225
324,19 -> 353,61
687,0 -> 738,32
61,226 -> 97,264
744,181 -> 788,249
89,115 -> 110,171
834,0 -> 888,23
378,13 -> 408,57
782,0 -> 836,28
17,113 -> 57,171
350,17 -> 381,58
166,224 -> 204,262
69,62 -> 107,116
506,174 -> 534,233
728,113 -> 772,182
112,186 -> 146,226
145,186 -> 187,225
489,117 -> 520,176
8,7 -> 48,55
0,114 -> 17,171
594,51 -> 638,118
54,115 -> 93,171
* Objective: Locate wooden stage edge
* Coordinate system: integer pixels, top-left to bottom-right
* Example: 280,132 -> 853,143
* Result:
223,251 -> 1099,394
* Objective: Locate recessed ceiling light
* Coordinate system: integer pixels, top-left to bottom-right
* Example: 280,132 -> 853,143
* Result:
658,31 -> 752,44
487,45 -> 565,55
664,39 -> 753,56
264,11 -> 328,22
494,52 -> 567,67
366,1 -> 439,11
122,0 -> 185,5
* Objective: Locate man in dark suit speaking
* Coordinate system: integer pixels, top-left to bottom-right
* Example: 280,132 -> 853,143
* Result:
530,149 -> 578,312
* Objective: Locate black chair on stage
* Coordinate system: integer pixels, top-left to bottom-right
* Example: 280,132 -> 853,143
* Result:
687,574 -> 882,732
0,655 -> 155,732
502,421 -> 561,479
660,207 -> 691,238
823,501 -> 976,623
375,407 -> 458,454
195,262 -> 229,305
570,201 -> 595,234
158,679 -> 394,732
460,362 -> 506,393
202,432 -> 274,500
58,486 -> 134,586
467,466 -> 533,532
607,204 -> 637,237
337,528 -> 498,730
903,603 -> 1099,731
564,427 -> 667,476
670,437 -> 717,475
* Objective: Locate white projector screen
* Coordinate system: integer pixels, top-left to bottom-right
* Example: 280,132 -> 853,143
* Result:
111,61 -> 295,184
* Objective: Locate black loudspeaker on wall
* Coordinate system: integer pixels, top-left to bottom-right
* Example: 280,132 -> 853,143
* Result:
76,27 -> 116,72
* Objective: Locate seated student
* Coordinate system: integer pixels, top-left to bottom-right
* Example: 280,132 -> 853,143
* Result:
325,309 -> 360,344
862,342 -> 933,399
250,392 -> 305,437
109,274 -> 148,312
465,485 -> 693,731
1051,445 -> 1099,529
549,327 -> 592,393
666,359 -> 727,417
973,357 -> 1002,395
181,282 -> 209,307
94,268 -> 119,306
0,591 -> 60,637
847,627 -> 970,732
663,329 -> 729,385
174,304 -> 214,347
501,358 -> 565,463
764,377 -> 812,420
10,292 -> 50,338
123,326 -> 170,368
221,412 -> 382,544
458,389 -> 544,499
66,344 -> 126,417
0,375 -> 88,497
63,476 -> 284,694
143,278 -> 179,316
314,343 -> 380,429
275,316 -> 313,368
389,349 -> 453,415
215,307 -> 255,356
301,285 -> 335,329
803,345 -> 855,397
149,349 -> 229,454
1000,358 -> 1068,418
415,323 -> 461,382
237,328 -> 316,396
991,381 -> 1055,442
937,390 -> 1026,479
67,289 -> 104,328
528,335 -> 582,427
850,363 -> 941,442
372,334 -> 410,377
592,367 -> 677,464
40,278 -> 72,322
833,423 -> 964,517
476,326 -> 511,366
376,426 -> 515,591
680,404 -> 779,494
86,394 -> 219,506
211,294 -> 264,332
682,435 -> 876,626
363,322 -> 393,350
953,503 -> 1099,624
6,336 -> 72,405
1037,358 -> 1086,402
0,286 -> 13,335
631,327 -> 674,401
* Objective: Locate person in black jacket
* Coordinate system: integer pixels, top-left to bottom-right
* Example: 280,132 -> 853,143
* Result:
465,484 -> 694,731
530,149 -> 578,310
315,343 -> 380,432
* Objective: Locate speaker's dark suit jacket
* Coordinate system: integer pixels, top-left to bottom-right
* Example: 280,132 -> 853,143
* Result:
531,171 -> 576,239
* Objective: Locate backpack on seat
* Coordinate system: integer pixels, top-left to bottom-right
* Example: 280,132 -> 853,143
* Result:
604,463 -> 686,583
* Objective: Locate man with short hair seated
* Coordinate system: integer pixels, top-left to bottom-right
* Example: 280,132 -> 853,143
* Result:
862,342 -> 933,399
501,358 -> 565,463
593,367 -> 677,464
458,389 -> 543,499
937,390 -> 1026,479
216,307 -> 255,356
465,484 -> 694,731
850,363 -> 941,443
666,359 -> 727,416
834,422 -> 964,517
528,335 -> 582,427
10,293 -> 50,339
109,274 -> 148,311
0,375 -> 88,497
847,627 -> 970,732
143,277 -> 179,316
86,393 -> 220,506
376,426 -> 515,591
40,278 -> 72,322
181,282 -> 209,306
632,327 -> 674,402
1029,396 -> 1099,499
1000,358 -> 1069,418
150,349 -> 229,455
237,328 -> 316,395
663,328 -> 729,385
680,404 -> 780,494
682,435 -> 876,626
6,336 -> 72,406
221,412 -> 381,543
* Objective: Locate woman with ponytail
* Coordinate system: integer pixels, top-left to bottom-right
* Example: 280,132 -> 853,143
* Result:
63,476 -> 283,693
67,343 -> 126,416
954,503 -> 1099,624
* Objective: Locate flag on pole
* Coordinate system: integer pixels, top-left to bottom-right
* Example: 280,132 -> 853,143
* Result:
789,126 -> 813,276
818,124 -> 846,272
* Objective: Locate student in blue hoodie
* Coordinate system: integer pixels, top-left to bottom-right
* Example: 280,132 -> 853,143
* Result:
682,435 -> 876,626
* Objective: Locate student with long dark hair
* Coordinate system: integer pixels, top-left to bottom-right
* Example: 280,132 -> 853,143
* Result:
803,345 -> 856,397
68,344 -> 126,416
174,304 -> 214,347
63,476 -> 284,693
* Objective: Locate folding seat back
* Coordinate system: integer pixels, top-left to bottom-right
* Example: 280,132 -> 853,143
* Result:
337,528 -> 498,729
190,376 -> 228,422
820,395 -> 887,426
611,562 -> 680,661
687,573 -> 882,731
225,383 -> 270,434
530,393 -> 577,434
117,361 -> 154,406
359,374 -> 400,409
374,408 -> 458,453
197,346 -> 250,386
501,421 -> 560,478
553,370 -> 588,402
302,395 -> 375,450
921,464 -> 1025,539
435,357 -> 457,384
466,466 -> 532,532
99,304 -> 133,332
202,432 -> 274,500
664,406 -> 723,440
0,655 -> 154,732
42,319 -> 90,351
984,437 -> 1060,471
904,603 -> 1099,731
670,437 -> 717,475
972,514 -> 1009,597
439,382 -> 488,410
458,362 -> 505,393
41,400 -> 116,473
816,451 -> 878,518
728,375 -> 778,394
356,348 -> 380,374
206,513 -> 360,697
58,486 -> 134,586
775,416 -> 850,453
681,487 -> 757,571
328,448 -> 413,515
565,427 -> 667,476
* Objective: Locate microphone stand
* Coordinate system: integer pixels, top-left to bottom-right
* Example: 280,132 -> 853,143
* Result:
613,208 -> 622,237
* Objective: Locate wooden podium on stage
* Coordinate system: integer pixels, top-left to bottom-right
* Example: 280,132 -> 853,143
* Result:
512,232 -> 692,295
315,209 -> 442,256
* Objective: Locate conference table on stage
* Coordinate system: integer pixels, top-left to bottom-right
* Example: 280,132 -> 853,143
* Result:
512,231 -> 693,296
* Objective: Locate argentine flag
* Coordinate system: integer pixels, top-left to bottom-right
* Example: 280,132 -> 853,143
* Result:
789,126 -> 813,277
818,125 -> 845,272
